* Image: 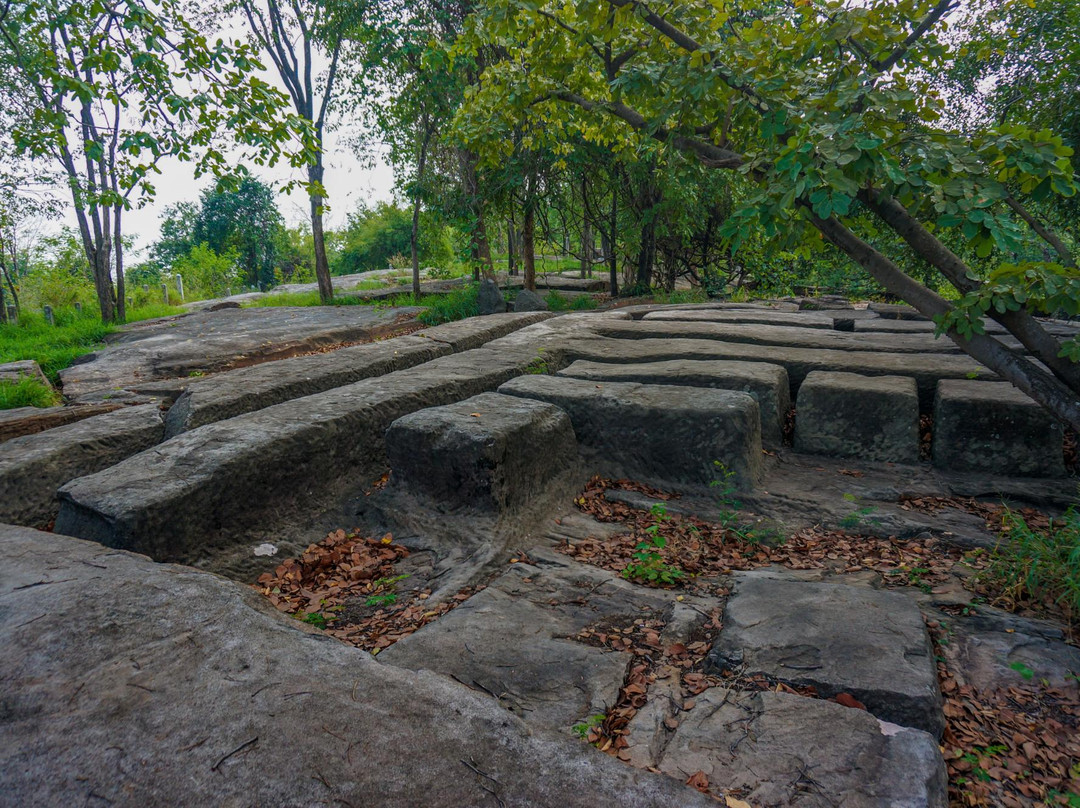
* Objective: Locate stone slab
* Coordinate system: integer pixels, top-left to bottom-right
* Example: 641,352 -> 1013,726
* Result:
707,571 -> 944,737
0,404 -> 164,528
932,380 -> 1065,477
561,336 -> 1001,410
58,305 -> 424,398
385,392 -> 578,514
499,375 -> 762,490
0,359 -> 51,388
416,310 -> 555,353
868,302 -> 929,320
54,349 -> 541,564
0,402 -> 123,443
590,318 -> 1018,355
651,687 -> 946,807
641,309 -> 836,329
163,335 -> 450,437
0,524 -> 714,808
382,548 -> 691,733
795,371 -> 919,463
558,358 -> 789,448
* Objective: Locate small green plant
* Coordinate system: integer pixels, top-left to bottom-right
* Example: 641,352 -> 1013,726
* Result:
526,350 -> 549,375
622,503 -> 684,585
365,573 -> 410,607
1009,661 -> 1035,681
299,611 -> 329,630
0,376 -> 61,409
958,744 -> 1008,784
904,565 -> 933,594
572,714 -> 606,739
838,493 -> 880,530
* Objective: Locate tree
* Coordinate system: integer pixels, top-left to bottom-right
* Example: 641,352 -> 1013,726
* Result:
238,0 -> 353,303
0,0 -> 313,322
460,0 -> 1080,430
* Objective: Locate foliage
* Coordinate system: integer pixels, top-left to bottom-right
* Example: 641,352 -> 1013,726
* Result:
336,202 -> 454,275
415,285 -> 480,325
622,504 -> 685,586
572,714 -> 606,739
173,244 -> 243,300
979,505 -> 1080,626
0,376 -> 61,410
365,574 -> 410,608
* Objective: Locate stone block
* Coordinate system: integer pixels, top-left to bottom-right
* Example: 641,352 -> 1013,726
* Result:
558,359 -> 789,448
499,375 -> 762,490
385,392 -> 577,514
477,277 -> 506,314
416,310 -> 553,352
0,359 -> 51,389
794,371 -> 919,463
932,380 -> 1065,477
707,571 -> 944,737
513,288 -> 549,312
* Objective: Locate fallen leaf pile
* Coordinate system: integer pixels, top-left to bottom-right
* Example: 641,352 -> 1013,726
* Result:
255,528 -> 478,654
562,477 -> 977,597
900,495 -> 1052,534
932,626 -> 1080,807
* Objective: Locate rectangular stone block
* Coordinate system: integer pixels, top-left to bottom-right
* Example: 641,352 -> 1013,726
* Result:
499,374 -> 762,490
0,404 -> 164,528
795,371 -> 919,463
416,311 -> 555,353
932,380 -> 1065,477
385,392 -> 577,514
558,359 -> 789,448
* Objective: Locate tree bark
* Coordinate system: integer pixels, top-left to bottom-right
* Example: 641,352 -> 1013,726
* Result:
580,176 -> 592,278
410,122 -> 432,299
523,201 -> 536,292
309,156 -> 334,304
114,204 -> 125,321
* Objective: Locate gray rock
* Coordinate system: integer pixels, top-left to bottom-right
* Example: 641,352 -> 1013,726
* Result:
513,288 -> 550,313
932,380 -> 1065,477
641,309 -> 836,329
382,548 -> 694,733
562,336 -> 1001,410
0,404 -> 164,528
0,524 -> 715,808
0,359 -> 51,389
0,402 -> 123,443
535,274 -> 607,292
558,358 -> 789,448
55,349 -> 541,565
794,371 -> 919,463
58,305 -> 424,398
651,687 -> 946,807
707,571 -> 944,737
478,278 -> 506,314
868,302 -> 929,321
164,335 -> 450,437
385,392 -> 578,515
500,375 -> 762,490
417,310 -> 554,352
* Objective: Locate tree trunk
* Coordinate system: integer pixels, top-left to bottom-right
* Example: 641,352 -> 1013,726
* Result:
114,204 -> 125,321
523,202 -> 536,292
507,209 -> 517,277
580,176 -> 592,278
635,216 -> 655,293
608,181 -> 619,297
309,156 -> 334,304
410,125 -> 432,300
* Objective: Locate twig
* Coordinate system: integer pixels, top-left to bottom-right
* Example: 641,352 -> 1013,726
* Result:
211,737 -> 258,772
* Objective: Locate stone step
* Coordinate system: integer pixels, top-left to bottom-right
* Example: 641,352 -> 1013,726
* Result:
416,310 -> 555,352
499,374 -> 762,490
591,318 -> 1026,355
561,335 -> 1002,411
795,371 -> 920,463
933,380 -> 1065,477
164,335 -> 451,437
706,570 -> 944,738
641,309 -> 837,329
54,348 -> 541,565
0,404 -> 164,528
0,524 -> 711,808
0,402 -> 123,444
557,358 -> 789,448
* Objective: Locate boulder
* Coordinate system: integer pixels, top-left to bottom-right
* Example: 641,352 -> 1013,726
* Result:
558,358 -> 789,448
0,404 -> 164,528
513,288 -> 550,313
794,371 -> 919,463
478,278 -> 506,315
0,524 -> 715,808
707,571 -> 944,737
932,380 -> 1065,477
385,392 -> 578,515
417,310 -> 554,352
499,375 -> 762,490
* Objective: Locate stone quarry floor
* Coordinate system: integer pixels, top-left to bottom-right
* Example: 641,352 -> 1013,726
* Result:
2,298 -> 1079,807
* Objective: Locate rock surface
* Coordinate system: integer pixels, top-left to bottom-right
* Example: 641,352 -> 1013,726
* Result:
417,310 -> 554,352
500,374 -> 762,490
795,371 -> 919,463
0,402 -> 123,443
708,571 -> 944,737
513,288 -> 550,312
478,278 -> 506,314
0,359 -> 51,388
0,524 -> 713,808
0,404 -> 164,528
58,305 -> 423,399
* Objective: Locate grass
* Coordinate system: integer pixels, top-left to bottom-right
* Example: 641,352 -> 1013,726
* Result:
243,291 -> 374,308
650,288 -> 711,305
979,505 -> 1080,626
544,290 -> 600,311
0,376 -> 62,409
0,304 -> 185,407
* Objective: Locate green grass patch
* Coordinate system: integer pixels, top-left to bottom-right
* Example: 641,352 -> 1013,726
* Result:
0,376 -> 62,409
243,291 -> 374,308
650,288 -> 711,305
978,505 -> 1080,627
0,305 -> 185,392
415,285 -> 479,325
